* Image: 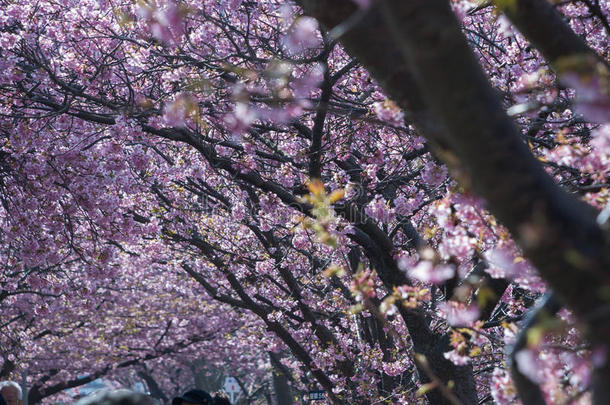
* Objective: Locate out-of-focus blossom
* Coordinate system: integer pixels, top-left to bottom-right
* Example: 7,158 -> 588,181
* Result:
443,349 -> 471,365
407,260 -> 455,284
137,1 -> 185,45
558,55 -> 610,124
372,99 -> 404,126
282,16 -> 321,54
496,15 -> 516,36
350,269 -> 376,301
484,246 -> 519,279
515,348 -> 544,384
291,63 -> 325,99
162,93 -> 198,127
562,72 -> 610,123
438,301 -> 479,326
224,102 -> 257,138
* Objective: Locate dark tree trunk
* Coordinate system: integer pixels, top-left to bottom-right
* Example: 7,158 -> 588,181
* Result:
269,353 -> 294,405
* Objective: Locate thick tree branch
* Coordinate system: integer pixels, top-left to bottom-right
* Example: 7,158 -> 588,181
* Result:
295,1 -> 610,402
374,0 -> 610,340
309,63 -> 332,179
294,2 -> 610,338
493,0 -> 608,66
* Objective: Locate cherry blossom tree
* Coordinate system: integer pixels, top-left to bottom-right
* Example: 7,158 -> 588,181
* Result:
0,0 -> 608,404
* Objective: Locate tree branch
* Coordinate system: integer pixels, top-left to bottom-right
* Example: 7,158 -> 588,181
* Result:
493,0 -> 608,67
509,293 -> 561,405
